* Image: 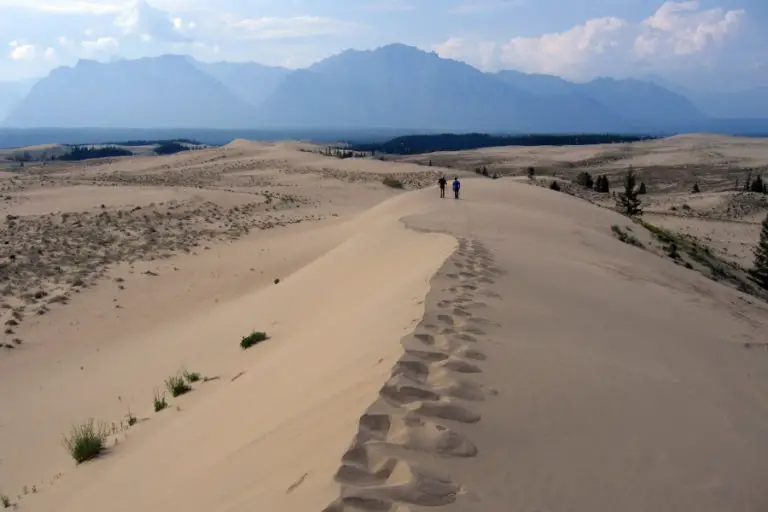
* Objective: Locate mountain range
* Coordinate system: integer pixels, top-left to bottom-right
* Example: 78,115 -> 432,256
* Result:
1,44 -> 766,134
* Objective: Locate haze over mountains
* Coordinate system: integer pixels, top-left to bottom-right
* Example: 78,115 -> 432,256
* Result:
1,44 -> 765,134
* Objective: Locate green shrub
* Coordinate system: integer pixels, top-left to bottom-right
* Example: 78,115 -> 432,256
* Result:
62,419 -> 109,464
241,331 -> 269,349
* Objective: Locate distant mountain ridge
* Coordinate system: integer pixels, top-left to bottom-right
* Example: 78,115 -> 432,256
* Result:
0,44 -> 766,134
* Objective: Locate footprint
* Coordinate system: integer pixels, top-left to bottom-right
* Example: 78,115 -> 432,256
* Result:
445,273 -> 459,280
337,460 -> 460,507
455,333 -> 477,343
405,350 -> 449,363
413,333 -> 435,345
437,314 -> 454,326
452,307 -> 471,318
381,374 -> 441,405
455,346 -> 486,361
424,369 -> 489,402
357,413 -> 478,457
464,326 -> 486,335
406,399 -> 481,424
435,357 -> 482,374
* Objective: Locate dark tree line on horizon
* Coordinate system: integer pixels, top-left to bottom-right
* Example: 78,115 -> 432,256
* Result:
349,133 -> 659,155
56,145 -> 133,161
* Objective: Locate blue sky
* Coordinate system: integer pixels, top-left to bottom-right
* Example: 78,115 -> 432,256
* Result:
0,0 -> 764,91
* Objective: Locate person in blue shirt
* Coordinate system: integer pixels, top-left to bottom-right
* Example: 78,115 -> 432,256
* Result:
452,177 -> 461,199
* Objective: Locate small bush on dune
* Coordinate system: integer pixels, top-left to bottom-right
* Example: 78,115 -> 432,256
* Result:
1,493 -> 11,508
241,331 -> 269,349
62,419 -> 109,464
165,374 -> 191,397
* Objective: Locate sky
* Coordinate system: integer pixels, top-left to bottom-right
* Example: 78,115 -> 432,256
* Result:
0,0 -> 765,91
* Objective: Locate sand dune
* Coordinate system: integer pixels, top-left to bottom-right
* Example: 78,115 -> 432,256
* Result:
2,138 -> 768,511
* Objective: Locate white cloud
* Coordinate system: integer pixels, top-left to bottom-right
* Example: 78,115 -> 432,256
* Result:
115,0 -> 192,41
8,41 -> 37,60
0,0 -> 126,14
80,36 -> 120,56
639,1 -> 743,56
433,1 -> 744,79
226,15 -> 364,40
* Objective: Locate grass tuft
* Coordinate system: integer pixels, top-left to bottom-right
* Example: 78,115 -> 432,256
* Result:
165,373 -> 191,397
241,331 -> 269,350
183,369 -> 201,383
1,493 -> 10,508
153,389 -> 168,411
62,419 -> 109,464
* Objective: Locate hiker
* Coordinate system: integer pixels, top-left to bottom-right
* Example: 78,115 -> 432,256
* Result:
438,175 -> 447,198
452,177 -> 461,199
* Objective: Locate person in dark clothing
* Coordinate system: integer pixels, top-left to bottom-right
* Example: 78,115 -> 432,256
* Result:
452,177 -> 461,199
438,176 -> 447,198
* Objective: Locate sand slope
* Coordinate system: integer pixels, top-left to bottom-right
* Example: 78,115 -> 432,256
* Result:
4,171 -> 768,511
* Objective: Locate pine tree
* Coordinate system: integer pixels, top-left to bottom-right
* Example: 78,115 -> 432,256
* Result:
576,171 -> 593,188
616,168 -> 643,217
751,175 -> 764,193
692,182 -> 700,193
751,213 -> 768,289
595,175 -> 610,193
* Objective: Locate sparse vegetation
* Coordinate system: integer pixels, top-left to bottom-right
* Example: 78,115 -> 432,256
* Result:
62,419 -> 109,464
241,331 -> 269,349
527,167 -> 535,179
165,373 -> 192,397
549,180 -> 561,191
183,369 -> 201,383
692,182 -> 701,193
382,177 -> 404,189
751,213 -> 768,289
126,410 -> 137,427
1,493 -> 10,508
611,225 -> 644,248
615,168 -> 643,217
153,389 -> 168,412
